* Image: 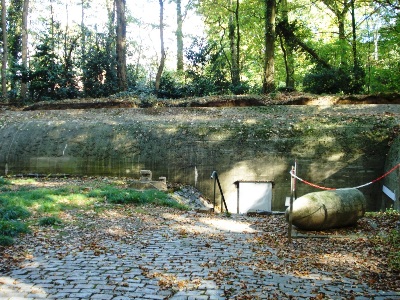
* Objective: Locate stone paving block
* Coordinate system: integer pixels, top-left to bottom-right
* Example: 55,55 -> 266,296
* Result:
69,291 -> 94,298
90,294 -> 114,300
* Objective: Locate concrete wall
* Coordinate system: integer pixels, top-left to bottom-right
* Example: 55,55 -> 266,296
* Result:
382,135 -> 400,210
0,105 -> 398,212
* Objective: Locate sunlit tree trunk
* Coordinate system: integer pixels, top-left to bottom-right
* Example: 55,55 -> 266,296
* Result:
20,0 -> 29,101
280,0 -> 294,89
116,0 -> 127,91
229,0 -> 240,87
81,0 -> 86,88
1,0 -> 7,99
176,0 -> 184,72
155,0 -> 166,95
263,0 -> 275,93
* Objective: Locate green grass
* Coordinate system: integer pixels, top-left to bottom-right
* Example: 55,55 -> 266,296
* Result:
88,186 -> 187,209
0,179 -> 187,246
38,216 -> 63,226
0,235 -> 14,246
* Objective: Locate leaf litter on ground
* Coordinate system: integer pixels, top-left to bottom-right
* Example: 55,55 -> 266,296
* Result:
0,176 -> 399,294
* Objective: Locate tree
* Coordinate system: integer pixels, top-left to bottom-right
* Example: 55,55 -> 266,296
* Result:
279,0 -> 295,89
176,0 -> 184,72
155,0 -> 166,94
1,0 -> 7,99
20,0 -> 29,102
320,0 -> 351,65
116,0 -> 127,92
263,0 -> 276,93
229,0 -> 240,88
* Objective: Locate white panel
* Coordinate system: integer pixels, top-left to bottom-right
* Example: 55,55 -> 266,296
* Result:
238,182 -> 272,214
383,185 -> 396,201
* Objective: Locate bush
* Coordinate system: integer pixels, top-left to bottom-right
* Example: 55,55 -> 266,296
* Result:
0,235 -> 14,246
0,206 -> 31,220
0,177 -> 10,186
303,64 -> 365,94
38,216 -> 62,226
0,220 -> 30,237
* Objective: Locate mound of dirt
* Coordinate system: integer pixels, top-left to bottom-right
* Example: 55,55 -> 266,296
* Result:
6,92 -> 400,111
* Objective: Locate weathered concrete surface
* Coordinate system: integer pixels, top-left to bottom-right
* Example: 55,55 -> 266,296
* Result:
0,105 -> 398,211
382,134 -> 400,210
286,189 -> 366,230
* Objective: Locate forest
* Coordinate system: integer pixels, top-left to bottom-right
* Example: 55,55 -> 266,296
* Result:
0,0 -> 399,104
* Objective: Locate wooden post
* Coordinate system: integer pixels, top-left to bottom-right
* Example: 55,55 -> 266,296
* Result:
288,161 -> 296,243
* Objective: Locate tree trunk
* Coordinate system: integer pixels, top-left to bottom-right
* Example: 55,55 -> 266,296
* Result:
116,0 -> 127,92
280,0 -> 294,89
81,0 -> 86,91
155,0 -> 166,95
276,21 -> 331,69
263,0 -> 275,93
20,0 -> 29,102
229,0 -> 240,87
1,0 -> 7,100
176,0 -> 184,72
351,0 -> 358,68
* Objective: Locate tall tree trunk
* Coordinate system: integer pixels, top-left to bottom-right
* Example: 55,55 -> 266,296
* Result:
1,0 -> 7,100
280,0 -> 294,89
155,0 -> 166,95
20,0 -> 29,102
81,0 -> 86,90
263,0 -> 275,93
116,0 -> 127,91
351,0 -> 358,68
176,0 -> 184,72
229,0 -> 240,87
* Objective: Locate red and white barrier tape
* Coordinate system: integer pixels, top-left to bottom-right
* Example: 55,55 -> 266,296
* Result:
289,163 -> 400,190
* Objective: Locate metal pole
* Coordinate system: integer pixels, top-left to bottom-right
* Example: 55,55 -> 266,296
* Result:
288,160 -> 297,243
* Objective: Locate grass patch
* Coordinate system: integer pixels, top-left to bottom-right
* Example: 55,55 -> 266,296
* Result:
0,179 -> 187,246
0,205 -> 31,220
88,186 -> 187,209
38,216 -> 63,226
0,235 -> 14,246
0,220 -> 30,237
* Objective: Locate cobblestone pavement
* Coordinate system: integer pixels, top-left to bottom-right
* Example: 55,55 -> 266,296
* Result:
1,210 -> 399,300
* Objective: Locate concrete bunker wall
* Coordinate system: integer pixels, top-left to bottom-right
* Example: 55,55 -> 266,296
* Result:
0,106 -> 397,212
382,135 -> 400,210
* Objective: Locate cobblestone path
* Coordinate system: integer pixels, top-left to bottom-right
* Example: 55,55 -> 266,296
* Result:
1,210 -> 399,300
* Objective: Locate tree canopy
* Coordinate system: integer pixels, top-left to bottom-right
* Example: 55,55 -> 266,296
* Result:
0,0 -> 399,103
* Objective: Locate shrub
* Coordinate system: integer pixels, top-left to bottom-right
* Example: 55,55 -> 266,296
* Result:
0,206 -> 31,220
0,177 -> 10,186
0,220 -> 30,237
38,216 -> 62,226
0,235 -> 14,246
303,64 -> 365,94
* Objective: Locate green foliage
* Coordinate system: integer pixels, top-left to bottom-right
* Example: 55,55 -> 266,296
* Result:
184,38 -> 230,96
82,37 -> 118,98
88,186 -> 186,209
303,65 -> 365,94
38,216 -> 62,226
0,235 -> 14,246
0,177 -> 10,186
0,206 -> 31,220
0,220 -> 30,237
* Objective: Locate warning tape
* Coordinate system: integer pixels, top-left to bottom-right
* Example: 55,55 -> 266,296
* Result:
289,163 -> 400,190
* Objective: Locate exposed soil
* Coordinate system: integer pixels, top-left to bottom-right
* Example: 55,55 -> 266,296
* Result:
1,92 -> 399,111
